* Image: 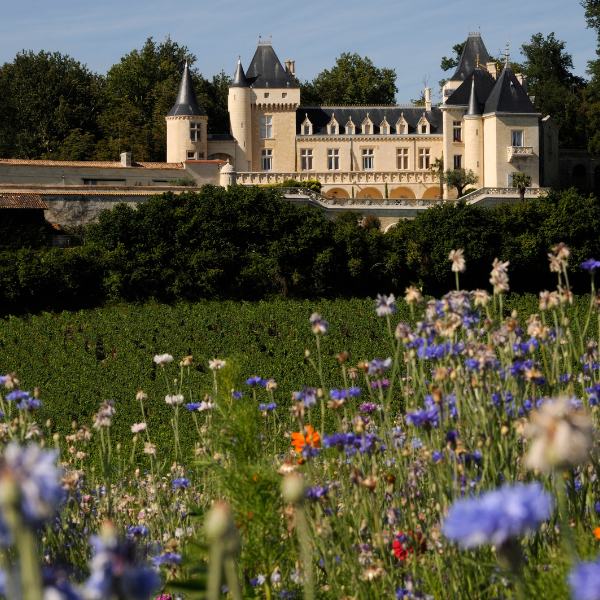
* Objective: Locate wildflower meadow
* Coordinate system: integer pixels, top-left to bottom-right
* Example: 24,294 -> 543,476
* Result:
2,244 -> 600,599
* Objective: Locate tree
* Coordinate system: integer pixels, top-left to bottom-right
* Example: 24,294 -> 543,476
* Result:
519,32 -> 587,149
429,156 -> 444,199
444,168 -> 479,198
582,0 -> 600,154
512,173 -> 532,202
299,53 -> 397,106
438,42 -> 466,91
0,50 -> 104,159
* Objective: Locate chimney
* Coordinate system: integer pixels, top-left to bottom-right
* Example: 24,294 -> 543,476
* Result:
285,60 -> 295,76
515,73 -> 528,93
425,87 -> 431,111
486,62 -> 497,80
120,151 -> 132,167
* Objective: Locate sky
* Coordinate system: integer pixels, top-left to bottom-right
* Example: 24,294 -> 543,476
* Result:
0,0 -> 597,104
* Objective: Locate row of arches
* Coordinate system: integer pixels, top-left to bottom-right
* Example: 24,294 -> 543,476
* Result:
325,187 -> 440,200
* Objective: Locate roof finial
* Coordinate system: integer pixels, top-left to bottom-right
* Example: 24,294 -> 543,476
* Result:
505,36 -> 510,67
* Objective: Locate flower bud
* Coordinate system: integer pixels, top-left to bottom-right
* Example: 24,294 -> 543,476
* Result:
281,473 -> 305,504
304,349 -> 310,358
53,433 -> 60,442
46,419 -> 52,429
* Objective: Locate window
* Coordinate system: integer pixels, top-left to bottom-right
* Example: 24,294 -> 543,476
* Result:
421,125 -> 427,134
247,161 -> 251,172
282,93 -> 287,99
264,93 -> 270,99
303,125 -> 311,135
261,149 -> 273,171
190,122 -> 202,142
301,149 -> 313,170
329,124 -> 337,135
511,130 -> 524,147
328,149 -> 339,170
399,123 -> 407,134
381,126 -> 389,135
198,152 -> 205,159
347,125 -> 354,135
453,155 -> 462,169
362,148 -> 374,170
508,173 -> 516,186
261,116 -> 273,138
418,148 -> 430,170
83,180 -> 98,185
364,124 -> 372,134
187,151 -> 196,160
453,121 -> 462,142
397,148 -> 409,170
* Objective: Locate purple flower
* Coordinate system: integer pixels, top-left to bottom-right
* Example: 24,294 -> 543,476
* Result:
330,387 -> 361,400
306,486 -> 329,500
374,294 -> 397,317
126,525 -> 149,539
293,387 -> 318,406
16,397 -> 43,410
152,553 -> 182,567
172,478 -> 190,488
371,379 -> 389,390
245,376 -> 262,386
406,406 -> 439,428
309,313 -> 328,335
359,402 -> 379,414
442,483 -> 552,548
6,390 -> 30,402
368,358 -> 392,375
259,402 -> 277,411
581,259 -> 600,272
185,403 -> 202,411
233,391 -> 244,399
569,557 -> 600,600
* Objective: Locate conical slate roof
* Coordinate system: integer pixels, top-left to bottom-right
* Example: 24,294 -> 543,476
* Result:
246,43 -> 298,89
167,63 -> 206,117
231,59 -> 249,88
445,67 -> 496,109
466,77 -> 482,116
483,65 -> 537,114
450,33 -> 491,82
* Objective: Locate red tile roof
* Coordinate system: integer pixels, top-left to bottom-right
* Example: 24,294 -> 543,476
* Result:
0,192 -> 48,209
0,159 -> 185,170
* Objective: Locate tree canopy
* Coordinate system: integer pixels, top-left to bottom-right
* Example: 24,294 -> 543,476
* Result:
299,53 -> 397,106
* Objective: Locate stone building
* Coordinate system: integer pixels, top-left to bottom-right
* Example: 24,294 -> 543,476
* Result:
0,31 -> 559,226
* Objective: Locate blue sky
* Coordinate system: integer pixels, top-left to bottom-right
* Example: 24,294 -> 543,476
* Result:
1,0 -> 596,104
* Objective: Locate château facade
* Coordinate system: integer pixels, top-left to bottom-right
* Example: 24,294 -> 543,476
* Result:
0,31 -> 559,224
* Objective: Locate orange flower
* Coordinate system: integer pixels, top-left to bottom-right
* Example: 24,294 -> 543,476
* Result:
291,425 -> 321,454
594,527 -> 600,540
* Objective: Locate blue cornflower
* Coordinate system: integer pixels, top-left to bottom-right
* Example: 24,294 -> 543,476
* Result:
465,358 -> 480,371
233,391 -> 244,399
259,402 -> 277,412
309,313 -> 328,335
406,404 -> 439,428
6,390 -> 30,402
293,387 -> 318,406
581,258 -> 600,272
185,403 -> 202,411
374,294 -> 397,317
172,478 -> 190,488
126,525 -> 149,539
306,486 -> 329,500
442,483 -> 552,548
411,438 -> 423,449
245,376 -> 262,386
152,553 -> 182,566
16,397 -> 43,410
432,450 -> 444,462
368,358 -> 392,375
329,387 -> 361,401
360,402 -> 379,414
569,556 -> 600,600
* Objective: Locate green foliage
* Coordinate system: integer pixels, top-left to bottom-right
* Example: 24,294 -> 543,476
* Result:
443,167 -> 479,197
0,50 -> 104,159
170,176 -> 198,187
439,41 -> 466,90
520,32 -> 588,149
262,179 -> 322,193
0,212 -> 50,250
513,172 -> 532,201
299,53 -> 397,106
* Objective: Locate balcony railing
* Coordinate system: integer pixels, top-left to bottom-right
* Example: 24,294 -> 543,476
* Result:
507,146 -> 533,161
236,171 -> 436,186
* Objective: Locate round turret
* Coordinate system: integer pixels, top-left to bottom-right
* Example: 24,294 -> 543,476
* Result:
228,60 -> 252,172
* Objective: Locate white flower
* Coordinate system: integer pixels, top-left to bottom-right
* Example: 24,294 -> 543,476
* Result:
209,359 -> 226,371
198,401 -> 215,412
144,443 -> 157,456
490,258 -> 510,294
448,249 -> 466,273
374,294 -> 397,316
131,423 -> 147,433
175,527 -> 184,538
165,395 -> 185,405
473,289 -> 491,307
404,286 -> 423,306
524,398 -> 593,473
256,574 -> 266,585
153,354 -> 173,366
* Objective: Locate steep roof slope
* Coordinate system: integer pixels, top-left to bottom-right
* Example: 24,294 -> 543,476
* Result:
245,44 -> 298,89
484,66 -> 537,114
445,67 -> 496,109
450,34 -> 491,82
167,63 -> 207,117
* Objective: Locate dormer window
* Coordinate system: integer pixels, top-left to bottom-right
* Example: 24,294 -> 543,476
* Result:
418,116 -> 430,135
301,114 -> 313,135
396,115 -> 408,135
362,115 -> 373,135
380,118 -> 390,135
329,124 -> 337,135
190,122 -> 202,142
345,118 -> 355,135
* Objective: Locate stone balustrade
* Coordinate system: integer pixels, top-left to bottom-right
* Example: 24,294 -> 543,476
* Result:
507,146 -> 534,161
236,171 -> 436,185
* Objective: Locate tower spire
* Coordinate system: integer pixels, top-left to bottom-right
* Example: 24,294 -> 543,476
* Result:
505,36 -> 510,67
